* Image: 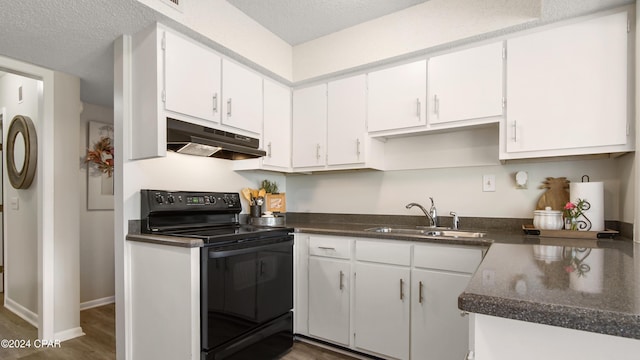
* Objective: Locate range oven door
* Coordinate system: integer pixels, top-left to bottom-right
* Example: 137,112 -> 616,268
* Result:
201,236 -> 293,354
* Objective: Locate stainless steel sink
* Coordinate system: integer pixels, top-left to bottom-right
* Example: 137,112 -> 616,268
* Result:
423,230 -> 486,238
364,226 -> 486,238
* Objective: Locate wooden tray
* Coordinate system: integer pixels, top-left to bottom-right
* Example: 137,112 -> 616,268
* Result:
522,224 -> 618,239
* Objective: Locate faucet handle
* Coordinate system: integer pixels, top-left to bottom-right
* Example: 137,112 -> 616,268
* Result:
429,197 -> 435,208
450,211 -> 459,230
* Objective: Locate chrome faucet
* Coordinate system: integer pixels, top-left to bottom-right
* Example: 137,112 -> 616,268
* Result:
450,211 -> 460,230
406,197 -> 438,227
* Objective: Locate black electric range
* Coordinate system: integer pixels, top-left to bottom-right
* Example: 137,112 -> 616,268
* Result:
140,189 -> 294,360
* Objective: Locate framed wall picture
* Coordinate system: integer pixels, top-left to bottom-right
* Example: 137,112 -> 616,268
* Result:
86,121 -> 114,210
265,193 -> 286,213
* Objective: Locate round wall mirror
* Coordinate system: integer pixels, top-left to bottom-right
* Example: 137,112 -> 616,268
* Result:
6,115 -> 37,189
13,131 -> 26,172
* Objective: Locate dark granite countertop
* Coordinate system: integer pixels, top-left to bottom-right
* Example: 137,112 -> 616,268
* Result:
126,233 -> 204,247
127,213 -> 638,340
459,240 -> 640,339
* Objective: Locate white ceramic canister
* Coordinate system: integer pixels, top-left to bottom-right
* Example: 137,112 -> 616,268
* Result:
533,207 -> 564,230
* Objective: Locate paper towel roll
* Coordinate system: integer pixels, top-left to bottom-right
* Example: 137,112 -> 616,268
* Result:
569,182 -> 604,231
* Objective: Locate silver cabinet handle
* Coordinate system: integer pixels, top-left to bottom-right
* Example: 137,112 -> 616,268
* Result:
316,144 -> 321,160
339,271 -> 344,290
213,93 -> 218,113
416,98 -> 421,119
465,350 -> 475,360
512,120 -> 517,142
356,138 -> 361,157
400,279 -> 405,300
317,246 -> 335,250
433,94 -> 439,116
227,98 -> 232,116
418,281 -> 424,304
267,142 -> 272,158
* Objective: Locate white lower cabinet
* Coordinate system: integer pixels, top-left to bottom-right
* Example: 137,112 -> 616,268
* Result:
354,262 -> 411,359
308,257 -> 351,345
299,234 -> 484,360
412,244 -> 483,360
411,269 -> 472,360
307,236 -> 353,345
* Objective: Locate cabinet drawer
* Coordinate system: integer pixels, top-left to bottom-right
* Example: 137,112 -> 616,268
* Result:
309,236 -> 352,259
356,240 -> 411,266
414,244 -> 483,273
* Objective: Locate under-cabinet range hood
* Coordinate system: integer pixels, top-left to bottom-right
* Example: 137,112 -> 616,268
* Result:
166,118 -> 266,160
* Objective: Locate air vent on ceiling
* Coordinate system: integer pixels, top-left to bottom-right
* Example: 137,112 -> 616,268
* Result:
159,0 -> 183,12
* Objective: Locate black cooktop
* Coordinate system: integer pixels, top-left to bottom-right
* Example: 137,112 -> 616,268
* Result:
140,189 -> 292,246
160,224 -> 292,245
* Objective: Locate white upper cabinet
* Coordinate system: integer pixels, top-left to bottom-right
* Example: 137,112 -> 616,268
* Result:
367,60 -> 427,133
131,24 -> 270,160
164,30 -> 221,124
428,42 -> 503,127
261,80 -> 291,169
221,59 -> 263,134
327,75 -> 367,166
503,11 -> 630,159
292,84 -> 327,168
292,76 -> 384,171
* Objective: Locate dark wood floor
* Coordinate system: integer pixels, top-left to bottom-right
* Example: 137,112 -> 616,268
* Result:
0,293 -> 357,360
0,293 -> 116,359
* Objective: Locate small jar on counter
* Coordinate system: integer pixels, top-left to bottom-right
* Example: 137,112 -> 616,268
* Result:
533,207 -> 564,230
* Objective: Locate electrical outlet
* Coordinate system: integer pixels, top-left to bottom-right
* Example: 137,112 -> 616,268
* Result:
483,175 -> 496,192
10,197 -> 19,210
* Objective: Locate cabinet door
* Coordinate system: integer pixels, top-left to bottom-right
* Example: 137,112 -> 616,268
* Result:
164,30 -> 221,123
412,269 -> 472,360
428,42 -> 503,125
327,75 -> 367,165
263,80 -> 291,168
222,59 -> 263,134
292,84 -> 327,168
506,12 -> 628,154
367,60 -> 426,132
354,262 -> 410,360
308,257 -> 350,345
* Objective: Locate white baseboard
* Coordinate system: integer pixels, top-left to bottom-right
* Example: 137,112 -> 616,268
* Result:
80,295 -> 115,310
4,296 -> 38,327
55,326 -> 85,342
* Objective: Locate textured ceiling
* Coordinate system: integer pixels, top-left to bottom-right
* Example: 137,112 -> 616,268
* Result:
0,0 -> 161,107
227,0 -> 430,45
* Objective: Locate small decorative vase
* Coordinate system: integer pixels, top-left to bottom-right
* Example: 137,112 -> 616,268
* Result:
565,218 -> 577,231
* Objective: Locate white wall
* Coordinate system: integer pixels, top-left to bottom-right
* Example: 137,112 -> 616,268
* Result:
293,0 -> 541,82
0,58 -> 84,341
79,103 -> 115,306
286,156 -> 631,222
124,153 -> 286,217
0,73 -> 40,317
52,71 -> 82,338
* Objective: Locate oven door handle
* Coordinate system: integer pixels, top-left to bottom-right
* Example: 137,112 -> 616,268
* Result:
208,238 -> 293,258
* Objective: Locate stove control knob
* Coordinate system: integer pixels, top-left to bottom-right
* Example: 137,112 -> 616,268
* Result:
209,196 -> 216,204
167,195 -> 175,204
155,195 -> 164,204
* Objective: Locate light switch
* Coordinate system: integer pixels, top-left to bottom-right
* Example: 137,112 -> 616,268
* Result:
10,197 -> 19,210
483,175 -> 496,192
